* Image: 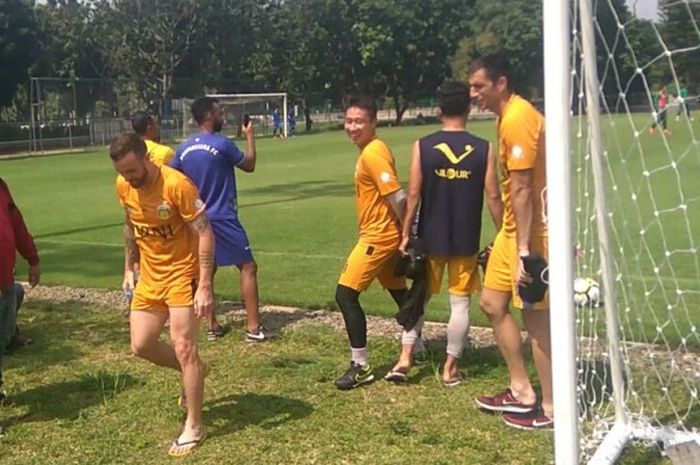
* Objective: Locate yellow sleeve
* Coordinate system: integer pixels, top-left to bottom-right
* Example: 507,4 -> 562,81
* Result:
363,143 -> 401,196
115,175 -> 128,207
501,106 -> 541,172
162,147 -> 175,166
172,176 -> 206,222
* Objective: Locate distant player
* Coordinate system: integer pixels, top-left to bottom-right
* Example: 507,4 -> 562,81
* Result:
287,110 -> 296,137
650,85 -> 671,136
676,82 -> 693,121
111,132 -> 213,456
171,97 -> 266,342
334,95 -> 408,390
272,107 -> 283,138
469,55 -> 553,430
384,81 -> 501,387
131,111 -> 175,166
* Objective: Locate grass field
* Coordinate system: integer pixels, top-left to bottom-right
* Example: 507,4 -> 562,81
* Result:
0,114 -> 698,464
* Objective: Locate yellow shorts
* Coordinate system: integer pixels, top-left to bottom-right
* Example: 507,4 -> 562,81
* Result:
427,255 -> 481,296
338,240 -> 405,292
130,277 -> 197,312
483,230 -> 549,310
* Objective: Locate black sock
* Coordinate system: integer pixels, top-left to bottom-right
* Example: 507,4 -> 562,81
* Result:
335,284 -> 366,348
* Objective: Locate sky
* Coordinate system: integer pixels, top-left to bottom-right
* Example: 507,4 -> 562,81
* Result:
627,0 -> 659,20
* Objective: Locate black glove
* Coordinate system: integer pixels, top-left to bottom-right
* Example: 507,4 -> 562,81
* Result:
518,253 -> 549,304
478,242 -> 493,273
394,237 -> 426,280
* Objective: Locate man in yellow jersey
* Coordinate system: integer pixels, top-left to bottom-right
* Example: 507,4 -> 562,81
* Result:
469,55 -> 553,430
334,95 -> 408,390
132,111 -> 175,166
111,132 -> 214,456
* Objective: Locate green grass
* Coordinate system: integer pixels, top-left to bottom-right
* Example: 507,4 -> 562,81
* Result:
3,116 -> 699,339
0,300 -> 671,464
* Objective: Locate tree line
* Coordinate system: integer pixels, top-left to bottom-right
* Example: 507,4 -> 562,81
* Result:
1,0 -> 697,128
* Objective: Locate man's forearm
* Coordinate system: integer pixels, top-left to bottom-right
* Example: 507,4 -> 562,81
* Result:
124,223 -> 138,271
197,227 -> 215,286
512,187 -> 533,254
402,192 -> 420,238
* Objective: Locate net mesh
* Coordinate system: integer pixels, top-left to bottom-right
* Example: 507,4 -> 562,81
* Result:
571,0 -> 700,460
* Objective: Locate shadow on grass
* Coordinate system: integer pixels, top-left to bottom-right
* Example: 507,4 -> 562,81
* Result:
218,305 -> 325,339
205,392 -> 314,439
1,371 -> 140,429
7,300 -> 127,370
238,180 -> 349,209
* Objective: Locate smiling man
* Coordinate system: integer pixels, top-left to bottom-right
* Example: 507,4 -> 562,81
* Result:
111,132 -> 214,456
333,95 -> 408,390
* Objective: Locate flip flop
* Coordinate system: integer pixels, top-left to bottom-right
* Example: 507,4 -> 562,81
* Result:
384,367 -> 409,383
441,371 -> 466,388
168,432 -> 206,457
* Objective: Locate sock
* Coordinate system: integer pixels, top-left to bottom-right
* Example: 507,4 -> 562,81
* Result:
446,294 -> 470,358
351,347 -> 368,366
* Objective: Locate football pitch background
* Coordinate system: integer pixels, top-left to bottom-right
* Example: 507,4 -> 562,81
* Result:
0,116 -> 696,464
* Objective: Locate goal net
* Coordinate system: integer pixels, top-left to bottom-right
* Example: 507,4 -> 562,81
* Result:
549,0 -> 700,463
179,93 -> 288,140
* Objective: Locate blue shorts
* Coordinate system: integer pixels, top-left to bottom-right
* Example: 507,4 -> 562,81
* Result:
211,218 -> 254,267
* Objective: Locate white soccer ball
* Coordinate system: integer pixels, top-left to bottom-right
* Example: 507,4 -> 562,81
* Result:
573,277 -> 602,307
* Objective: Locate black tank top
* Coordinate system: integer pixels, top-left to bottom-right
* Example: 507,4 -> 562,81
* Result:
418,130 -> 488,256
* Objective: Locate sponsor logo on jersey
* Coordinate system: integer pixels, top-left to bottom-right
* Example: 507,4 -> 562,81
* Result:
433,143 -> 475,164
434,168 -> 472,180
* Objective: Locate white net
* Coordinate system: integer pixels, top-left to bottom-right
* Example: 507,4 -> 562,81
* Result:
179,93 -> 289,140
571,0 -> 700,461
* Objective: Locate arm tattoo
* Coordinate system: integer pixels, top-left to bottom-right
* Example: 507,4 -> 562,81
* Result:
199,252 -> 214,273
123,216 -> 139,267
188,212 -> 210,233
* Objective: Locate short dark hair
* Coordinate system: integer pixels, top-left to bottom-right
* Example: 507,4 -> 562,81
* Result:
110,132 -> 147,161
131,111 -> 153,135
438,81 -> 470,117
191,96 -> 219,125
469,54 -> 514,90
344,95 -> 378,120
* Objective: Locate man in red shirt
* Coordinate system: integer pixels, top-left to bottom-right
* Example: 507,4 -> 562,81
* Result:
0,177 -> 40,401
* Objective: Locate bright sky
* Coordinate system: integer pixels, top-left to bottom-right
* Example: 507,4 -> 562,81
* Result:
627,0 -> 659,20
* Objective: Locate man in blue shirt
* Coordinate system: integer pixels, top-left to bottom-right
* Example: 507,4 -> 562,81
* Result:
171,97 -> 266,342
272,108 -> 283,138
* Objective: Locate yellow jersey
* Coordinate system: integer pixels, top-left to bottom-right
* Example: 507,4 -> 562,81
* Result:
497,94 -> 548,237
354,138 -> 402,246
116,165 -> 205,285
145,139 -> 175,166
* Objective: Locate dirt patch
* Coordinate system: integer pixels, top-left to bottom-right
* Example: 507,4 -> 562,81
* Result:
21,283 -> 501,349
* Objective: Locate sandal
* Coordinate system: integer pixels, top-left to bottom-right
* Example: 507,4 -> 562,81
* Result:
168,432 -> 206,457
384,366 -> 409,383
441,370 -> 466,388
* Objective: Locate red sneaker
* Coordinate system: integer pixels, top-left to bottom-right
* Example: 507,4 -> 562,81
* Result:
503,409 -> 553,430
475,388 -> 536,414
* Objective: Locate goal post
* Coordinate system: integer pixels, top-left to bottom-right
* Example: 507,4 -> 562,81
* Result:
208,92 -> 288,138
549,0 -> 700,463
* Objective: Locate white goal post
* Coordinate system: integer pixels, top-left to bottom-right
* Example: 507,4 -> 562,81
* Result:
180,92 -> 289,138
547,0 -> 700,463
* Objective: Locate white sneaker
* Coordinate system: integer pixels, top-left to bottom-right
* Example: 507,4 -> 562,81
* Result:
245,326 -> 268,342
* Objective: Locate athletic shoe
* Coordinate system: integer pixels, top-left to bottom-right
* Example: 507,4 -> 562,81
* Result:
502,408 -> 554,431
245,325 -> 268,342
207,325 -> 230,341
334,362 -> 374,390
475,388 -> 536,414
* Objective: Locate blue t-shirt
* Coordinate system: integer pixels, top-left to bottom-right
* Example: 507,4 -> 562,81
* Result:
171,132 -> 244,220
272,110 -> 281,127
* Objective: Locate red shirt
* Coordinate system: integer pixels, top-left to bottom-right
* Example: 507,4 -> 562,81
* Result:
0,178 -> 39,288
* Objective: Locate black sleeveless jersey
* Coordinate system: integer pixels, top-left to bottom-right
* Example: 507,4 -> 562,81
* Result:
417,130 -> 489,256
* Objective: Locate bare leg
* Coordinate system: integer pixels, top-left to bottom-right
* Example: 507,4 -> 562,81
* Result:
480,288 -> 536,404
239,261 -> 260,332
169,306 -> 205,450
130,310 -> 180,371
522,308 -> 553,417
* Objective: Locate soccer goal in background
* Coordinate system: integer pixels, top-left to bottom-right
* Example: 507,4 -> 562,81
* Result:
546,0 -> 700,463
179,92 -> 288,139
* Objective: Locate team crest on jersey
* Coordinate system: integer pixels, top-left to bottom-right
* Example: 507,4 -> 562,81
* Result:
156,201 -> 172,219
195,198 -> 204,210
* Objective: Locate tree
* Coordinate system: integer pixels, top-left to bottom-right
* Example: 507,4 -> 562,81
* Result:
450,0 -> 543,98
658,0 -> 700,92
353,0 -> 473,124
0,0 -> 37,108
